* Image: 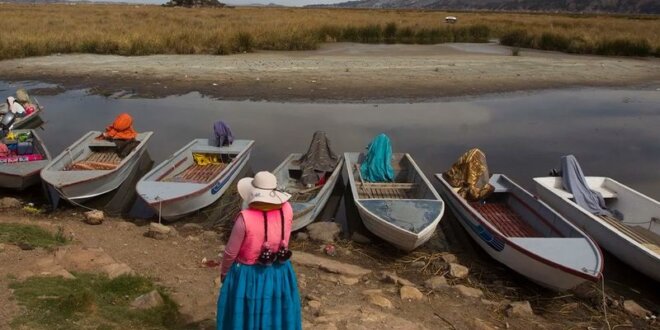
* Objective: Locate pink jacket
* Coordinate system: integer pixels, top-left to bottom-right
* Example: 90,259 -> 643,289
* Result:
220,202 -> 293,275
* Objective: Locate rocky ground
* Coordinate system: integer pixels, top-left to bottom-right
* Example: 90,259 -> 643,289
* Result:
0,196 -> 657,329
0,43 -> 658,102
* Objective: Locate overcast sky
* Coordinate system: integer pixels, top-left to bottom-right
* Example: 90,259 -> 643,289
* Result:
110,0 -> 346,6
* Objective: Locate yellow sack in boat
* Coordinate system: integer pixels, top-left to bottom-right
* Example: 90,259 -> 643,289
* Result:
443,148 -> 494,202
193,153 -> 221,166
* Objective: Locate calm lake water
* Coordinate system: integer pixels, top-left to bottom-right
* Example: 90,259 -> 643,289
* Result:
3,81 -> 658,199
2,80 -> 659,307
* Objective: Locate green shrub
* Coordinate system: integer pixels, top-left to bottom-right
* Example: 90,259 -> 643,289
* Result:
396,26 -> 415,44
596,38 -> 652,56
357,24 -> 382,43
383,22 -> 397,44
232,31 -> 253,53
500,29 -> 533,48
538,32 -> 571,51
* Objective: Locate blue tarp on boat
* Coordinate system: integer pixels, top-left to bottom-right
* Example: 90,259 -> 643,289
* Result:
360,133 -> 394,183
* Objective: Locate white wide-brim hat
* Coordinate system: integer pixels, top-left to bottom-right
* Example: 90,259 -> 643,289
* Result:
237,171 -> 291,205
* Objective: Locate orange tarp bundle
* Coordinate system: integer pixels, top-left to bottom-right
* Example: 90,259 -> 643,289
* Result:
443,148 -> 494,202
102,113 -> 137,140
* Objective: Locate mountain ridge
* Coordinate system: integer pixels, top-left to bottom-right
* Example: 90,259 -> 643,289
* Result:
307,0 -> 660,14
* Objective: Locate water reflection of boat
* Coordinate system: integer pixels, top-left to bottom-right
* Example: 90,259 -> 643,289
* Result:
41,131 -> 153,202
534,176 -> 660,282
272,153 -> 344,231
0,129 -> 51,190
437,173 -> 603,291
136,139 -> 254,220
345,152 -> 445,251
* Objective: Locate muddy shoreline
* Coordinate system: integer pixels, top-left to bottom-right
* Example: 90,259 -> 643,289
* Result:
1,43 -> 659,102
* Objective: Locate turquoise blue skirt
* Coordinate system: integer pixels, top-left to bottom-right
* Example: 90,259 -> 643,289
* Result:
217,261 -> 302,330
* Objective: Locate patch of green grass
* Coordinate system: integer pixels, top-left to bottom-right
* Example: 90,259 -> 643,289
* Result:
10,273 -> 185,330
0,223 -> 68,248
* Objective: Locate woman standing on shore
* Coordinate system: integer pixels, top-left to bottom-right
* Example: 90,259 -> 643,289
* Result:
217,171 -> 302,330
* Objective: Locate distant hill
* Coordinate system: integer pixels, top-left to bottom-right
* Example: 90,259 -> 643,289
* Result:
308,0 -> 660,14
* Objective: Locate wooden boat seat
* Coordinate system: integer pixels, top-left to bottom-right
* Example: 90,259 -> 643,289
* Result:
471,202 -> 541,238
599,215 -> 660,254
357,183 -> 418,199
162,163 -> 226,184
67,151 -> 121,171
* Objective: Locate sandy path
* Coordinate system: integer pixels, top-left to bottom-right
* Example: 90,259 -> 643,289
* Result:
0,43 -> 658,101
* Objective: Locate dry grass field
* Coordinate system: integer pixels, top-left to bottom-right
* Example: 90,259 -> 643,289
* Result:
0,4 -> 658,59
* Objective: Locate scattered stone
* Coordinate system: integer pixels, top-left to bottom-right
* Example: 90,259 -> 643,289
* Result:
351,231 -> 371,244
201,230 -> 217,240
453,285 -> 483,298
400,286 -> 423,301
292,251 -> 371,277
131,290 -> 164,309
319,274 -> 359,286
623,300 -> 650,318
441,253 -> 457,264
39,264 -> 76,279
186,235 -> 200,242
411,261 -> 426,268
472,318 -> 496,330
55,246 -> 116,272
306,222 -> 342,243
83,210 -> 104,225
481,299 -> 500,306
306,293 -> 322,301
296,232 -> 309,241
307,300 -> 322,309
145,223 -> 176,240
507,301 -> 534,318
424,276 -> 448,290
367,294 -> 393,309
181,223 -> 204,231
102,263 -> 135,279
361,289 -> 383,296
377,271 -> 415,287
448,263 -> 469,279
338,276 -> 359,286
0,243 -> 5,252
18,242 -> 34,250
0,197 -> 21,209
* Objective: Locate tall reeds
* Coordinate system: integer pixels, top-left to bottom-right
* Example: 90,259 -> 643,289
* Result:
0,4 -> 657,59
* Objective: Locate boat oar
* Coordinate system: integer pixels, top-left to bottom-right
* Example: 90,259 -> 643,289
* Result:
355,164 -> 373,198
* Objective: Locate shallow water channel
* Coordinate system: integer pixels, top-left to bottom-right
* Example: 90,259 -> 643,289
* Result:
2,81 -> 659,309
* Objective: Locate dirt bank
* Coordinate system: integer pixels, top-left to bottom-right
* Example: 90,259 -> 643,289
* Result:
1,201 -> 656,329
1,43 -> 659,102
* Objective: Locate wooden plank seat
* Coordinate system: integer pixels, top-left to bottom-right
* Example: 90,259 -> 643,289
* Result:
67,151 -> 121,171
357,183 -> 418,199
471,202 -> 541,238
599,215 -> 660,254
163,163 -> 226,184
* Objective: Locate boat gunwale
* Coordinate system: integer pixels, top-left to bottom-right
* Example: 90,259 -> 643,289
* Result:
43,131 -> 154,188
140,139 -> 255,205
344,152 -> 445,238
275,153 -> 345,230
533,176 -> 660,258
437,173 -> 602,282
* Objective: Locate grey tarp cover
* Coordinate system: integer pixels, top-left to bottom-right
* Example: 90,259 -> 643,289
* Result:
299,131 -> 339,186
561,155 -> 611,216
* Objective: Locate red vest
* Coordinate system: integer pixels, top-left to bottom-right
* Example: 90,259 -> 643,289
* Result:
237,202 -> 293,265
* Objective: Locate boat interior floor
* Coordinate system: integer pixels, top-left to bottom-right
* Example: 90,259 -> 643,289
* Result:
471,201 -> 541,238
599,214 -> 660,254
67,151 -> 121,170
163,163 -> 227,183
357,183 -> 418,199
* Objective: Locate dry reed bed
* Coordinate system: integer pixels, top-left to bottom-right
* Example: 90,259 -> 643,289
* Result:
0,4 -> 658,59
